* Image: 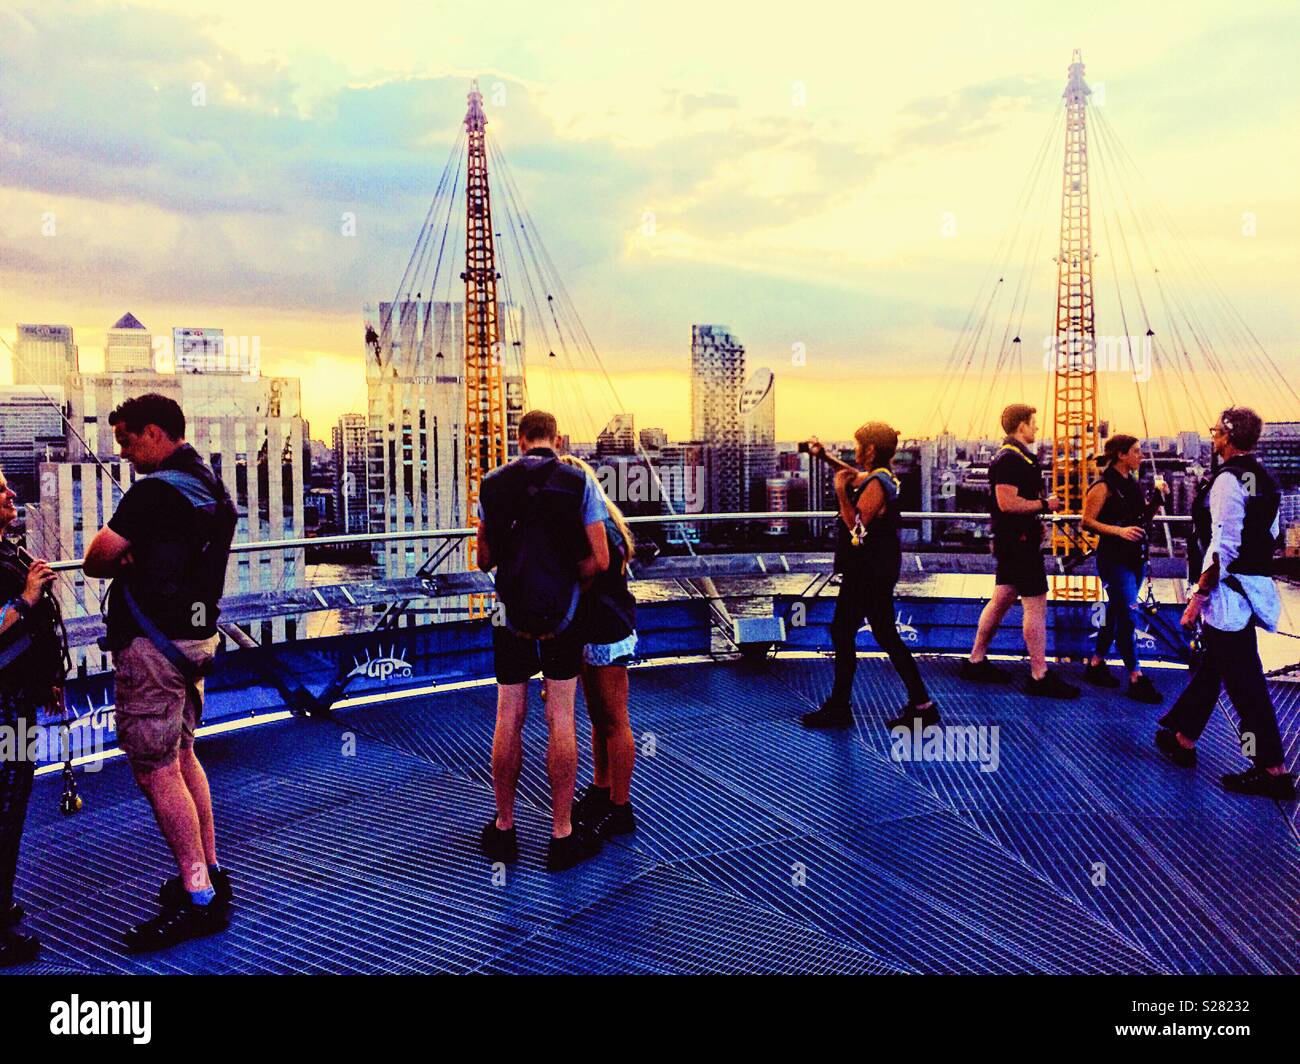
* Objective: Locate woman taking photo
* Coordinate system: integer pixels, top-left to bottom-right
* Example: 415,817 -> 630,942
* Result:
0,469 -> 63,967
560,456 -> 638,839
802,423 -> 938,731
1080,434 -> 1166,702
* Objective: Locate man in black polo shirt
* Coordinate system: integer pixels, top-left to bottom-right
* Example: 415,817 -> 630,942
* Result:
84,394 -> 237,949
475,410 -> 610,872
961,403 -> 1080,698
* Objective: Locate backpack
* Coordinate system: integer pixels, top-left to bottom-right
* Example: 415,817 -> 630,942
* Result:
487,456 -> 586,638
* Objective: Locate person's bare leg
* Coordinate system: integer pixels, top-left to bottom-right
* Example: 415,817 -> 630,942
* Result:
589,665 -> 634,805
543,677 -> 579,838
1022,594 -> 1049,679
970,585 -> 1018,663
491,683 -> 528,830
135,761 -> 212,894
580,666 -> 610,788
178,747 -> 217,868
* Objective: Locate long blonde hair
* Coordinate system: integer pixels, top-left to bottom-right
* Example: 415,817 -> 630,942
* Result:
559,454 -> 635,571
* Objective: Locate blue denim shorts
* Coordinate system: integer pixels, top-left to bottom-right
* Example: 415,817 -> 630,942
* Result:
583,632 -> 638,668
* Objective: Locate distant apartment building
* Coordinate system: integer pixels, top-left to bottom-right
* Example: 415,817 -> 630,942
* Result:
104,312 -> 154,372
28,370 -> 306,659
1258,421 -> 1300,490
0,386 -> 66,501
596,413 -> 636,456
364,300 -> 525,594
656,442 -> 710,545
639,427 -> 668,452
739,368 -> 776,514
765,473 -> 808,536
332,412 -> 369,535
690,324 -> 746,520
13,324 -> 78,388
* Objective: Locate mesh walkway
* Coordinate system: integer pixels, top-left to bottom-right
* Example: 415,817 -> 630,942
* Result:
8,656 -> 1297,974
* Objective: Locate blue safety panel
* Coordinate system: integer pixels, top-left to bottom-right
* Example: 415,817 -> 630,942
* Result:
7,654 -> 1296,974
52,600 -> 713,764
775,593 -> 1193,663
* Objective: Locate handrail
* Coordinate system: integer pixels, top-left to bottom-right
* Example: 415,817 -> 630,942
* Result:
46,509 -> 1193,571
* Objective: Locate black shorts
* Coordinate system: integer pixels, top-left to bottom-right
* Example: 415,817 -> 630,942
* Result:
491,623 -> 584,685
993,541 -> 1048,598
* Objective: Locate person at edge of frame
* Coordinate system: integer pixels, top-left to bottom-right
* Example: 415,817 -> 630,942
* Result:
1154,406 -> 1295,799
0,468 -> 63,967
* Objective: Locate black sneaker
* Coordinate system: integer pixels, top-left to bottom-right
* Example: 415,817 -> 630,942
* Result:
801,700 -> 853,729
571,784 -> 611,829
1154,727 -> 1197,768
123,901 -> 228,953
1126,674 -> 1163,704
480,820 -> 519,863
961,659 -> 1012,684
159,867 -> 234,912
1026,670 -> 1081,699
1082,662 -> 1120,688
546,826 -> 603,872
0,926 -> 39,968
885,702 -> 941,730
1221,766 -> 1296,800
0,902 -> 24,930
590,800 -> 636,839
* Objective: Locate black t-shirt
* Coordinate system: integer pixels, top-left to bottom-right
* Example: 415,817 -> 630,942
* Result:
989,438 -> 1044,546
105,446 -> 237,647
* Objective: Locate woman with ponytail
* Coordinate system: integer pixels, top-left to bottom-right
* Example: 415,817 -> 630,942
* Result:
1081,435 -> 1167,702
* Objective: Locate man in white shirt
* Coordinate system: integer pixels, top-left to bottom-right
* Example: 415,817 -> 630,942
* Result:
1155,407 -> 1294,799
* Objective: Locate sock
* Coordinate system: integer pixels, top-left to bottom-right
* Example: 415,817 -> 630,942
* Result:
189,886 -> 216,907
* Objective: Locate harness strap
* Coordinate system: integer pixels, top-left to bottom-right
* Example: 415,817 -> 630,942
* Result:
121,586 -> 211,688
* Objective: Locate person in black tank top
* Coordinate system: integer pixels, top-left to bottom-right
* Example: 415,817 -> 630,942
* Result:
801,423 -> 937,731
1081,435 -> 1168,702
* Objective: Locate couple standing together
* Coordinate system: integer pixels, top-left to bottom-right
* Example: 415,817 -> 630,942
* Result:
475,410 -> 639,872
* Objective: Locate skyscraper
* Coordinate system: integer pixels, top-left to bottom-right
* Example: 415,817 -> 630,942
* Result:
690,324 -> 746,517
13,324 -> 78,388
333,412 -> 369,534
173,327 -> 230,374
597,413 -> 636,456
0,386 -> 66,501
364,299 -> 525,592
105,312 -> 154,373
739,367 -> 776,513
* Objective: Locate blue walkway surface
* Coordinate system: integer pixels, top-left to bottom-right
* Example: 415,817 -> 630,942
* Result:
8,655 -> 1298,974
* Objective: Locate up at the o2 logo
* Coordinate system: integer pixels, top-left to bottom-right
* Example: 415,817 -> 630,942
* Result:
859,613 -> 920,644
347,649 -> 414,683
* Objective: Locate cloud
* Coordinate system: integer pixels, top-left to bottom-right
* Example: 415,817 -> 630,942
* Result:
664,89 -> 741,119
894,75 -> 1046,150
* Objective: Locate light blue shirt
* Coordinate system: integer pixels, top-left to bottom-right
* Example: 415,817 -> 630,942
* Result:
1201,472 -> 1281,633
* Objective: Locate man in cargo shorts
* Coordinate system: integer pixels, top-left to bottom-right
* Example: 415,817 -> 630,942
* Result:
84,393 -> 237,951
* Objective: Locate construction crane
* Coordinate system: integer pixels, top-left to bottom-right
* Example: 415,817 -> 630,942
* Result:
461,80 -> 510,616
1049,50 -> 1101,599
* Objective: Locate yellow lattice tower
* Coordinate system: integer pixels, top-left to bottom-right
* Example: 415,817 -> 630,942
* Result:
1049,51 -> 1101,600
463,81 -> 509,617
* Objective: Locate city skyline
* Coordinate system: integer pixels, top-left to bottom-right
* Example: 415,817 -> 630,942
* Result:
2,0 -> 1298,441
